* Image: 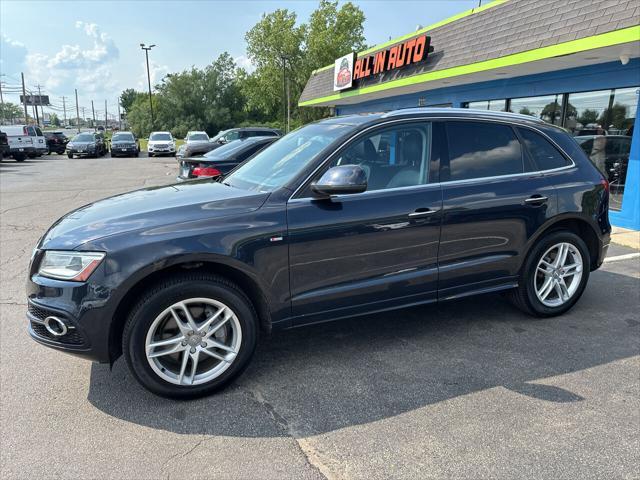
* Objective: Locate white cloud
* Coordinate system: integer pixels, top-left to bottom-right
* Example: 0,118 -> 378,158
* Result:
234,55 -> 255,72
23,21 -> 119,99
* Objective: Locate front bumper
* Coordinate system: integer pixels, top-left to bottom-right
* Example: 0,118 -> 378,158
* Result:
67,148 -> 97,157
111,146 -> 137,155
27,266 -> 115,363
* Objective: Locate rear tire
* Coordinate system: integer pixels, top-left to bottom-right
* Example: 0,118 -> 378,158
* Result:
67,153 -> 73,159
123,273 -> 258,399
507,230 -> 590,317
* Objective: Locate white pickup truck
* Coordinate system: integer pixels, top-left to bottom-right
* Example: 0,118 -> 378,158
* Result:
2,125 -> 48,161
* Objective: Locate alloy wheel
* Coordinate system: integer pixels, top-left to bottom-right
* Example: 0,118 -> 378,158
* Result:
145,298 -> 242,386
533,242 -> 583,308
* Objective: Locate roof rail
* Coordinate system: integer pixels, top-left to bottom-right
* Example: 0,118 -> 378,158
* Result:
381,107 -> 546,123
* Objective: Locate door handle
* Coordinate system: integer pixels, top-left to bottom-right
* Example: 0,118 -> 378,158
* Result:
524,195 -> 548,205
408,208 -> 439,218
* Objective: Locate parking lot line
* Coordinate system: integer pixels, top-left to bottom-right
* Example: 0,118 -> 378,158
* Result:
604,252 -> 640,263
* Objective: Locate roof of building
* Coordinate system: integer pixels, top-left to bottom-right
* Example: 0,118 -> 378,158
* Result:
299,0 -> 640,107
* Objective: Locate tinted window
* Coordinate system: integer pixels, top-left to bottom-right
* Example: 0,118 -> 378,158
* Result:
517,128 -> 570,171
74,133 -> 95,142
445,121 -> 523,181
27,126 -> 36,136
35,127 -> 43,136
327,123 -> 430,191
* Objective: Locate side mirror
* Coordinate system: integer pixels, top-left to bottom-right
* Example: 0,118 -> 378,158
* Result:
311,165 -> 367,197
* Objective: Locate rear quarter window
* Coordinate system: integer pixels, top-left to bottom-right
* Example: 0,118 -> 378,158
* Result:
517,128 -> 571,170
444,121 -> 523,181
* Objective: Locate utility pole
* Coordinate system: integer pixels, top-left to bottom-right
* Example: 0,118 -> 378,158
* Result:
61,96 -> 67,127
21,72 -> 28,123
140,43 -> 156,128
117,101 -> 122,130
281,56 -> 287,133
35,83 -> 45,127
75,88 -> 80,133
91,100 -> 96,131
104,99 -> 107,129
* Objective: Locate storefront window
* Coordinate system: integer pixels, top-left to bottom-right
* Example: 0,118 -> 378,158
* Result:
571,87 -> 638,211
465,100 -> 507,111
509,94 -> 563,125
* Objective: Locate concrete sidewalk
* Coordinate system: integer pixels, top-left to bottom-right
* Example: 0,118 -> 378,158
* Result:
611,226 -> 640,250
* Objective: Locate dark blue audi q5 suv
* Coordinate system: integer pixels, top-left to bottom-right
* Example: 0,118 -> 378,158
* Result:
27,108 -> 610,398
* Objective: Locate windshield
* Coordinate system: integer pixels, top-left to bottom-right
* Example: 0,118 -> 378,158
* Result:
188,133 -> 209,141
73,133 -> 94,142
112,133 -> 134,141
224,123 -> 352,192
150,133 -> 172,141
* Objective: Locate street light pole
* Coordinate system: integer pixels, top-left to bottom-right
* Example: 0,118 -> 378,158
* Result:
140,43 -> 156,129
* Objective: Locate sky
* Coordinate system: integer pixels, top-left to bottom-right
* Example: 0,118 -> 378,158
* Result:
0,0 -> 480,120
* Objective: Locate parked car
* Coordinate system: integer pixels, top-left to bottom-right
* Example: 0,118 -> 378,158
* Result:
2,125 -> 47,161
66,132 -> 108,158
110,131 -> 140,157
0,130 -> 10,161
575,135 -> 631,183
147,131 -> 175,157
177,136 -> 278,181
178,127 -> 283,159
44,131 -> 68,155
216,127 -> 282,144
26,108 -> 610,399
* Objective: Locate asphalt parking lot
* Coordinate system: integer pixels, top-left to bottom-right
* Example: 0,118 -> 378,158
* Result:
1,154 -> 639,479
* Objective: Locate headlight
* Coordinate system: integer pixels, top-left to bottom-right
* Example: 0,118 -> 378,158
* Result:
38,251 -> 105,281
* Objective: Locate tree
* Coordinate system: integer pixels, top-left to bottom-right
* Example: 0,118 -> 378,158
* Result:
49,113 -> 60,127
244,1 -> 367,128
577,108 -> 599,125
0,102 -> 23,123
120,88 -> 146,113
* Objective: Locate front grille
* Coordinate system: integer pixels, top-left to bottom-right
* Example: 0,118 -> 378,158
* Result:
28,303 -> 86,346
28,302 -> 51,321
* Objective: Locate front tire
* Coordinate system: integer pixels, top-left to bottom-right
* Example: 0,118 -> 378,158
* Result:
123,274 -> 258,399
508,230 -> 590,317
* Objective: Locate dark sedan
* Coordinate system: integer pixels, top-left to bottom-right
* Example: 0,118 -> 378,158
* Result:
66,132 -> 107,158
110,131 -> 140,157
177,136 -> 277,180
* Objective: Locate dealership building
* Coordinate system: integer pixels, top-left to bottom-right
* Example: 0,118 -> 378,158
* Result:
300,0 -> 640,230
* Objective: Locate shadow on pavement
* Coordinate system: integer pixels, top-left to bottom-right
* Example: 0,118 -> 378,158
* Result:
88,269 -> 639,437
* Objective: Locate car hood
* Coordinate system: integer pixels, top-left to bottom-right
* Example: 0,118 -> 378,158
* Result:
148,140 -> 173,145
69,141 -> 95,146
40,180 -> 269,250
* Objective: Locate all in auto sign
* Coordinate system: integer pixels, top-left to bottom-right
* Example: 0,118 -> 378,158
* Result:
334,34 -> 432,91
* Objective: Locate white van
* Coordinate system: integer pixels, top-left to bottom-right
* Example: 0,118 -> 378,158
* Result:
2,125 -> 48,161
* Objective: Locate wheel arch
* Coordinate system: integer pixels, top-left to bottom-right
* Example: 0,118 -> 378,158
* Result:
523,215 -> 602,272
108,257 -> 272,363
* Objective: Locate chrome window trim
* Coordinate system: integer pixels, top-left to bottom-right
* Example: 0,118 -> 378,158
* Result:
289,116 -> 576,201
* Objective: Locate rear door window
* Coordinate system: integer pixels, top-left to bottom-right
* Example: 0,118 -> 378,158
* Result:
444,121 -> 523,181
35,127 -> 43,136
27,126 -> 36,136
517,127 -> 570,171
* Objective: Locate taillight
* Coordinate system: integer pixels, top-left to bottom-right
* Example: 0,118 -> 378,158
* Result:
600,178 -> 609,193
192,166 -> 221,177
